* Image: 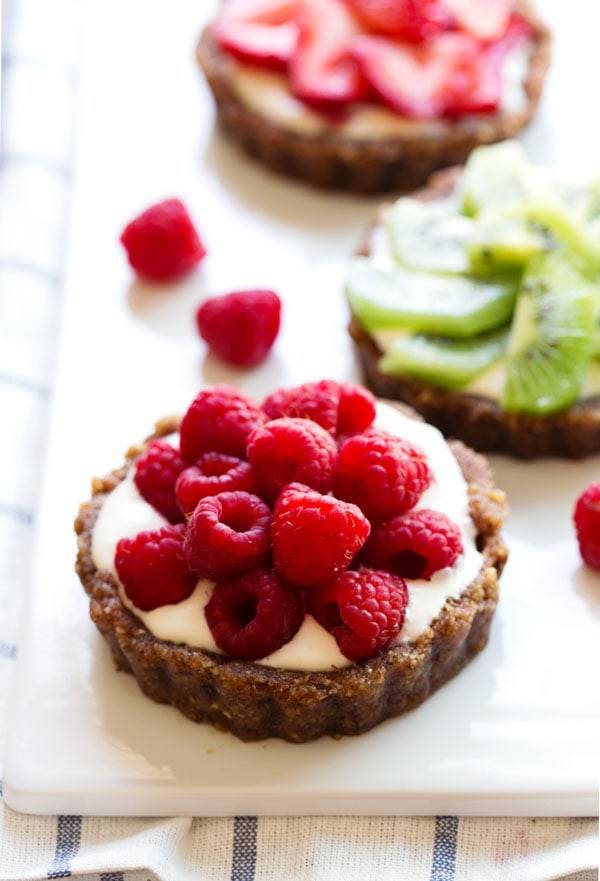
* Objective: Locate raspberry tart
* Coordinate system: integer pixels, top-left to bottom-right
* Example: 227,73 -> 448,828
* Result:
348,141 -> 600,458
197,0 -> 550,193
75,381 -> 507,742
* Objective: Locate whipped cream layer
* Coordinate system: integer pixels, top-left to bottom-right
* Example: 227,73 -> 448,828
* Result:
226,42 -> 531,141
91,403 -> 483,671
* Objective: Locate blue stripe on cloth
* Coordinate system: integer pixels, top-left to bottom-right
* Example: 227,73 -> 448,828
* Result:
0,502 -> 34,524
47,815 -> 82,879
0,371 -> 49,397
231,816 -> 257,881
100,874 -> 125,881
0,643 -> 17,659
430,816 -> 459,881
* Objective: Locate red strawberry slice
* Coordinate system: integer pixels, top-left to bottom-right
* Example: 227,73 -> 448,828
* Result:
347,0 -> 451,43
290,0 -> 368,110
352,31 -> 504,119
214,0 -> 301,71
444,0 -> 513,42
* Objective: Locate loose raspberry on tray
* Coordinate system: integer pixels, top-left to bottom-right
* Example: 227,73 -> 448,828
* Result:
205,567 -> 304,661
120,198 -> 206,282
175,453 -> 255,516
247,416 -> 337,501
115,525 -> 196,612
272,483 -> 370,586
196,289 -> 282,368
262,379 -> 375,437
334,430 -> 432,524
134,440 -> 185,524
310,567 -> 408,661
574,483 -> 600,571
179,386 -> 265,463
365,509 -> 463,580
183,491 -> 271,581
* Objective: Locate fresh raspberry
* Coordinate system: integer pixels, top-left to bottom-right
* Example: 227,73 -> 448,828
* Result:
205,567 -> 304,661
272,483 -> 370,587
196,289 -> 281,368
365,509 -> 463,580
337,382 -> 376,436
115,524 -> 196,612
179,386 -> 265,463
175,453 -> 255,516
263,380 -> 342,434
574,483 -> 600,570
334,430 -> 431,524
183,491 -> 271,580
134,440 -> 185,524
262,380 -> 375,437
310,568 -> 408,661
247,417 -> 337,501
120,198 -> 206,282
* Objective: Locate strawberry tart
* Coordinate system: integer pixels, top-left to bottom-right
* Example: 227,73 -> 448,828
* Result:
75,381 -> 507,742
197,0 -> 550,192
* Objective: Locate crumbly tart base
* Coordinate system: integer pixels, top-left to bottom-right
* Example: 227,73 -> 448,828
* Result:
196,3 -> 550,193
75,406 -> 507,743
352,168 -> 600,459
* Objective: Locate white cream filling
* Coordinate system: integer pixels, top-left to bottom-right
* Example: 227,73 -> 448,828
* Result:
226,41 -> 532,139
91,403 -> 482,671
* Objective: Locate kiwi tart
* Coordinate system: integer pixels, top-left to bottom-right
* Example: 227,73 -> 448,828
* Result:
348,141 -> 600,459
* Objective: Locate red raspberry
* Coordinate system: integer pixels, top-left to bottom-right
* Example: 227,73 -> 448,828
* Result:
179,386 -> 264,463
272,483 -> 370,587
334,430 -> 431,524
175,453 -> 255,516
263,380 -> 342,434
337,382 -> 376,436
115,524 -> 196,612
134,440 -> 185,524
120,198 -> 206,282
574,483 -> 600,570
262,380 -> 375,437
310,568 -> 408,661
183,491 -> 271,580
365,509 -> 463,580
196,289 -> 281,368
247,417 -> 337,501
205,567 -> 304,661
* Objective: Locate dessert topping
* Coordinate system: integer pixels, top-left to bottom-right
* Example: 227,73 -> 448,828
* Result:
180,386 -> 265,463
134,440 -> 186,525
116,525 -> 196,612
175,453 -> 256,516
365,508 -> 463,579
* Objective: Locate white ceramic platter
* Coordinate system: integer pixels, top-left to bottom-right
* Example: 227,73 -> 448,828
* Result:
4,0 -> 600,816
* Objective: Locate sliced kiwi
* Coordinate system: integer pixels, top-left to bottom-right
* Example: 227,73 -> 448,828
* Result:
379,327 -> 509,390
468,213 -> 548,276
459,141 -> 549,218
346,257 -> 517,339
501,254 -> 598,415
386,197 -> 474,274
517,200 -> 600,280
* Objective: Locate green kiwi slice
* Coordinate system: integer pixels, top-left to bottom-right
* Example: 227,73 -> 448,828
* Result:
378,327 -> 509,390
459,141 -> 549,218
501,255 -> 598,415
346,258 -> 517,339
386,198 -> 473,274
467,213 -> 548,276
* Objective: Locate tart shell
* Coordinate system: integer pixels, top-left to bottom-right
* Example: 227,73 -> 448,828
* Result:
351,168 -> 600,459
196,4 -> 551,194
74,407 -> 507,743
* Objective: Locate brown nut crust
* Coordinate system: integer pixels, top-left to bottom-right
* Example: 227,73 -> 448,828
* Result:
351,167 -> 600,459
196,4 -> 551,194
74,407 -> 507,743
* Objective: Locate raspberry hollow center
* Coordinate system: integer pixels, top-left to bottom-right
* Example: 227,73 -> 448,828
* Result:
393,550 -> 428,580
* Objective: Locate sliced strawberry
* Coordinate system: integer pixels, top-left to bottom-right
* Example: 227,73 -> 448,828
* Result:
214,0 -> 301,71
347,0 -> 451,43
444,0 -> 513,42
352,31 -> 503,119
290,0 -> 368,110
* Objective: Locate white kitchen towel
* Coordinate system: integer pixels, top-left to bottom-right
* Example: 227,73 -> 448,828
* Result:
0,0 -> 598,879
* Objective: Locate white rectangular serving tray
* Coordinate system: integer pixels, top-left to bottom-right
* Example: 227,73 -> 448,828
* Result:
4,0 -> 600,816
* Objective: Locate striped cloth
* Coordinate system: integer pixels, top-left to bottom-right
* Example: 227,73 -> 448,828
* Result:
0,0 -> 598,879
